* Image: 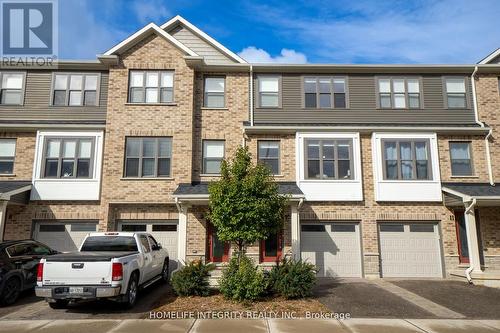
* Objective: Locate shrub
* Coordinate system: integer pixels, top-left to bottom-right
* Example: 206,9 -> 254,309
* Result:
269,258 -> 317,299
171,260 -> 214,297
219,254 -> 265,302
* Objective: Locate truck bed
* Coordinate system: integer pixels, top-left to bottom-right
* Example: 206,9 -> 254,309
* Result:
45,251 -> 139,262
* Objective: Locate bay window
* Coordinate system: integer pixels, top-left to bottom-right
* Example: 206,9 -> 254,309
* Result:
305,139 -> 353,179
383,139 -> 431,180
43,138 -> 94,178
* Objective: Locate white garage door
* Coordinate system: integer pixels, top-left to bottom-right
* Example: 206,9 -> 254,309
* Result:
379,223 -> 443,278
34,221 -> 98,252
117,220 -> 178,262
301,222 -> 362,278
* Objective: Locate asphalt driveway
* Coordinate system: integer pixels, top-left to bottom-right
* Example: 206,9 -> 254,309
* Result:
0,281 -> 171,320
313,278 -> 437,318
391,280 -> 500,319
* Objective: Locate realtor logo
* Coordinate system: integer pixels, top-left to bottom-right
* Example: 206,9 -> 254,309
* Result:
1,0 -> 57,59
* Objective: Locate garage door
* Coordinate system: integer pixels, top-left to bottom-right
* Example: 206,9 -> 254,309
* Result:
117,220 -> 178,263
379,223 -> 443,278
33,221 -> 98,252
301,222 -> 362,278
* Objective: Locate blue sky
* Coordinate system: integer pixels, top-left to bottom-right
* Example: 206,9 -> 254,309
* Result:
59,0 -> 500,64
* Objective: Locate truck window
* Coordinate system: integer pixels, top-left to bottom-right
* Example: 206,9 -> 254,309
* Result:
80,236 -> 138,252
139,235 -> 151,253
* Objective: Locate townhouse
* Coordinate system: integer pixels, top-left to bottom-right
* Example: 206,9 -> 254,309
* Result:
0,15 -> 499,285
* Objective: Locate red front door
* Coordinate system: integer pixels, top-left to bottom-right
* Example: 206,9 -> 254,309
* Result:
207,224 -> 229,262
260,232 -> 283,263
454,211 -> 470,264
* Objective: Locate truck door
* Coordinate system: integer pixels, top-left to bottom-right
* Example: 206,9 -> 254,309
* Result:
138,235 -> 154,282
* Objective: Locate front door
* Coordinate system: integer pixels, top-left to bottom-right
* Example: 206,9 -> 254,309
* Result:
207,224 -> 229,262
454,211 -> 469,264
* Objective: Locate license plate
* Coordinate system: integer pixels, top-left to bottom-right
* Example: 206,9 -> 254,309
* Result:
69,287 -> 84,294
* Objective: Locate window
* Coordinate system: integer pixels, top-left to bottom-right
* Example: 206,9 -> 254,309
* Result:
0,139 -> 15,174
383,140 -> 431,180
445,78 -> 466,108
148,236 -> 159,250
121,224 -> 147,232
379,224 -> 404,232
258,76 -> 280,107
128,70 -> 174,103
304,77 -> 346,108
378,77 -> 421,109
124,137 -> 172,178
203,140 -> 224,174
409,224 -> 435,232
204,76 -> 225,108
152,224 -> 177,232
52,73 -> 99,106
139,235 -> 151,253
258,141 -> 280,174
301,224 -> 326,232
0,73 -> 24,105
449,142 -> 473,176
305,139 -> 353,179
42,138 -> 94,178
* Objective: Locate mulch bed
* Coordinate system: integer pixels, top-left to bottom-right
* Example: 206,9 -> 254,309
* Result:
152,289 -> 330,318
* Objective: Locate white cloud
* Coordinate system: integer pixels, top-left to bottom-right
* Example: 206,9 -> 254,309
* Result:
238,46 -> 307,63
132,0 -> 171,24
242,0 -> 500,63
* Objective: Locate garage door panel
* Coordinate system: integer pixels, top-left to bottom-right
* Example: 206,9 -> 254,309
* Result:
34,222 -> 97,253
301,222 -> 362,278
379,223 -> 442,278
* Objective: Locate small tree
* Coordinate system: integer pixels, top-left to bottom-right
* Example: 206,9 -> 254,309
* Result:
208,146 -> 288,255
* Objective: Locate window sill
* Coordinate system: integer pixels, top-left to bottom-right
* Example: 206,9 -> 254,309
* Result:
272,174 -> 285,178
120,177 -> 175,181
124,102 -> 178,106
0,174 -> 15,177
200,174 -> 222,177
450,175 -> 478,178
201,107 -> 228,111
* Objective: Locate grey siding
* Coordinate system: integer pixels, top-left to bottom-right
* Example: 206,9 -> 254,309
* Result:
0,70 -> 108,124
168,24 -> 236,65
254,73 -> 476,125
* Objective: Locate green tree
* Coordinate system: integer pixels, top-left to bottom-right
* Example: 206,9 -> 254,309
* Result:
208,146 -> 288,255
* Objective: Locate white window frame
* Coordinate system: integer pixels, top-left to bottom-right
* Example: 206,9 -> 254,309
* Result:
203,76 -> 226,108
0,139 -> 16,175
202,140 -> 225,175
257,75 -> 281,108
444,77 -> 468,109
0,72 -> 26,106
128,70 -> 174,104
51,73 -> 101,106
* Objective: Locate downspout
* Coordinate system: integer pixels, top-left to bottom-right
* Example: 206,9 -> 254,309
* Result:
471,66 -> 495,185
249,65 -> 254,126
172,197 -> 184,275
464,198 -> 477,284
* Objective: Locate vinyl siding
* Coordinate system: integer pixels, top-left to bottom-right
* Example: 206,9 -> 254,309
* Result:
0,70 -> 108,123
254,73 -> 476,125
168,25 -> 236,65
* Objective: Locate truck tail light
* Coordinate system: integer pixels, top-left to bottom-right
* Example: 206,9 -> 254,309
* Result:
112,263 -> 123,281
37,263 -> 44,282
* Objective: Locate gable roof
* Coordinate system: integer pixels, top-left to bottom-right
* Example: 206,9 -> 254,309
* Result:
161,15 -> 246,64
103,23 -> 198,57
478,48 -> 500,64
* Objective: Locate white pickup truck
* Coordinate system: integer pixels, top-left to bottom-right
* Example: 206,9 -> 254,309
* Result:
35,232 -> 170,309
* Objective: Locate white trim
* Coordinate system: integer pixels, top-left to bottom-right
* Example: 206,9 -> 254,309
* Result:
478,48 -> 500,64
160,15 -> 246,64
0,185 -> 32,200
103,23 -> 198,57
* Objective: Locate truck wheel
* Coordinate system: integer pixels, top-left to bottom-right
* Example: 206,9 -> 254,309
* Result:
48,300 -> 69,309
161,261 -> 169,283
0,277 -> 21,306
123,273 -> 139,309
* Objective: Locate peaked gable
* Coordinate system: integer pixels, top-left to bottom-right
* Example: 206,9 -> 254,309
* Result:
103,23 -> 198,57
478,48 -> 500,64
161,15 -> 246,64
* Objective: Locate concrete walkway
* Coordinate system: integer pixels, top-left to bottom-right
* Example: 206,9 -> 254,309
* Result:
371,280 -> 466,319
1,319 -> 500,333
